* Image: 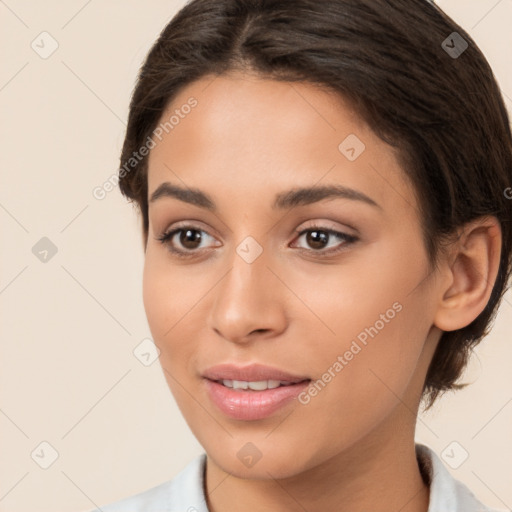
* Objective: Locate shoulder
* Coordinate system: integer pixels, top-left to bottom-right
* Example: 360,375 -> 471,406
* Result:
88,453 -> 208,512
416,443 -> 506,512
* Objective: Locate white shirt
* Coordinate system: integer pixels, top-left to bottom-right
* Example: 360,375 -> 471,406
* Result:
92,444 -> 503,512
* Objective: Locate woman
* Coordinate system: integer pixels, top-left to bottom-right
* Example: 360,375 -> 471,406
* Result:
92,0 -> 512,510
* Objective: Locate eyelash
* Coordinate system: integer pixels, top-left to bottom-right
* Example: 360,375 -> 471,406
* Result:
155,224 -> 358,259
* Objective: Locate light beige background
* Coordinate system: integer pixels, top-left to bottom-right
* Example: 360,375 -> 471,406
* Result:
0,1 -> 511,511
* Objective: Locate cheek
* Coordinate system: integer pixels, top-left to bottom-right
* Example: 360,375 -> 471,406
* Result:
284,293 -> 431,463
289,241 -> 428,347
142,258 -> 202,418
143,249 -> 196,336
142,252 -> 199,365
291,236 -> 432,402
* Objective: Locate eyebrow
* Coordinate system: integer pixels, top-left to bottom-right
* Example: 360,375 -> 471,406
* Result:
149,182 -> 381,211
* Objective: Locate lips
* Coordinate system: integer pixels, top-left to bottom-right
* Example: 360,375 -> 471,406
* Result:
202,363 -> 309,383
202,363 -> 311,420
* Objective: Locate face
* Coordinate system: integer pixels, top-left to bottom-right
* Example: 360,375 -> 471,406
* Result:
143,72 -> 442,479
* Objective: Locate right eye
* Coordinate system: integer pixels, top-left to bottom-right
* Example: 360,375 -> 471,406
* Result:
156,226 -> 220,257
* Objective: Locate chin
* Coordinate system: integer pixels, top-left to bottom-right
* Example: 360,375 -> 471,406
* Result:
202,434 -> 315,480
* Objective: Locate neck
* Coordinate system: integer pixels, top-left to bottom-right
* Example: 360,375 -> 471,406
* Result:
204,404 -> 430,512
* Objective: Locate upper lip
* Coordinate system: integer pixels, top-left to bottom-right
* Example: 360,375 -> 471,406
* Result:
202,363 -> 310,383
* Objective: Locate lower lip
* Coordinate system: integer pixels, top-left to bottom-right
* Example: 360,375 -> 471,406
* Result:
204,379 -> 310,421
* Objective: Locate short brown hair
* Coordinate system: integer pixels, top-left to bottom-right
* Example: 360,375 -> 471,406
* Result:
118,0 -> 512,407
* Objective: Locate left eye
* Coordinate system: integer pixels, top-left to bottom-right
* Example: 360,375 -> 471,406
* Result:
292,227 -> 357,253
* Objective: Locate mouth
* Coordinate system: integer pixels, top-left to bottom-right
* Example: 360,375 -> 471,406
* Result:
201,363 -> 311,420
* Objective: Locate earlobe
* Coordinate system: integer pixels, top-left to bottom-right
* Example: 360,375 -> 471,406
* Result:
434,217 -> 502,332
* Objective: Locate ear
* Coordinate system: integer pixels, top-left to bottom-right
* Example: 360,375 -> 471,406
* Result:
434,216 -> 502,332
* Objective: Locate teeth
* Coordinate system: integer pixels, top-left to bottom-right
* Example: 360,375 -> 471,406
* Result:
232,380 -> 248,390
221,379 -> 286,390
248,380 -> 281,390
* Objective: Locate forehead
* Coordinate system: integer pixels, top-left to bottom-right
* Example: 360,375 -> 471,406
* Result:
147,72 -> 417,217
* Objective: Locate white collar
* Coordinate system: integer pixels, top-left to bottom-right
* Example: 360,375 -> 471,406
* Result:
416,443 -> 502,512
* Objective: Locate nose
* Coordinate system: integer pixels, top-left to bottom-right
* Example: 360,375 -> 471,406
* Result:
207,248 -> 288,344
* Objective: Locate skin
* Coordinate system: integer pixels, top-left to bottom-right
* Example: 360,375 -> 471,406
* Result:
142,71 -> 501,512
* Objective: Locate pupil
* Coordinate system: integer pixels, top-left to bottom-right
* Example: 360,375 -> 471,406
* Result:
181,229 -> 201,249
307,230 -> 328,249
